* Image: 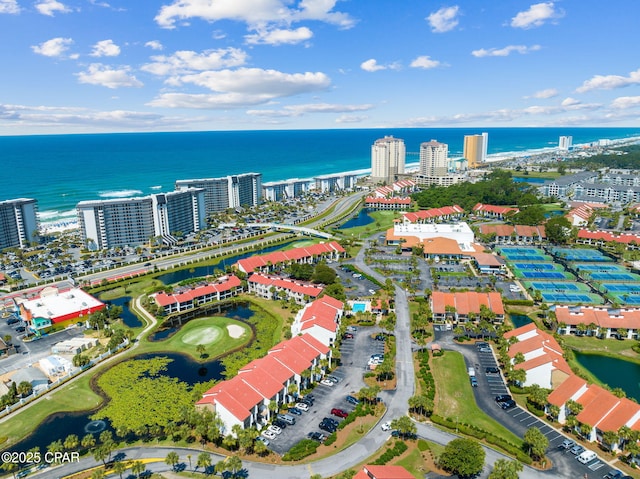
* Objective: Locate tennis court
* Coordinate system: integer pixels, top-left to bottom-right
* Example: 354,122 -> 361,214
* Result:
540,291 -> 603,304
519,270 -> 575,280
608,293 -> 640,305
571,263 -> 626,272
601,283 -> 640,293
551,248 -> 611,262
524,281 -> 589,292
497,247 -> 551,262
586,272 -> 640,282
511,262 -> 560,271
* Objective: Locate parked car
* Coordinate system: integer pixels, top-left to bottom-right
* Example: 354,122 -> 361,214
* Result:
500,399 -> 516,410
327,375 -> 341,383
577,450 -> 597,464
559,439 -> 575,450
603,470 -> 623,479
485,367 -> 500,375
256,436 -> 270,446
331,408 -> 348,418
295,402 -> 309,412
381,421 -> 391,431
495,395 -> 512,404
307,431 -> 326,442
320,379 -> 334,386
569,444 -> 585,456
374,334 -> 386,341
267,425 -> 282,435
346,395 -> 359,405
300,397 -> 314,406
391,430 -> 417,440
273,419 -> 287,429
319,421 -> 337,433
470,376 -> 478,387
344,333 -> 354,339
6,317 -> 19,325
14,326 -> 25,333
261,430 -> 277,440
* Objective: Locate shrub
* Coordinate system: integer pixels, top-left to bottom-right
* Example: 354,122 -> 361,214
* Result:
372,441 -> 408,465
282,439 -> 319,461
323,432 -> 337,446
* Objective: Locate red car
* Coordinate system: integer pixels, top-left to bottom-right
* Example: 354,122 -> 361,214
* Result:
344,333 -> 354,339
331,408 -> 348,418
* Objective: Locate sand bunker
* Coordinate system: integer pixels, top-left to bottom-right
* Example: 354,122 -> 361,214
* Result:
182,326 -> 222,345
227,324 -> 246,339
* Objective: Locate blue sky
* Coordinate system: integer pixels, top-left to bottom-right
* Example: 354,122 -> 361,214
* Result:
1,0 -> 639,134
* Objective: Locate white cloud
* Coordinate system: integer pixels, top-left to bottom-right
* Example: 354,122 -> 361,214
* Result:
511,2 -> 563,29
335,115 -> 368,124
360,59 -> 400,72
90,39 -> 121,57
77,64 -> 143,89
141,48 -> 248,76
528,88 -> 558,99
145,40 -> 164,51
576,69 -> 640,93
0,0 -> 20,14
471,44 -> 541,57
245,27 -> 313,45
611,96 -> 640,109
427,6 -> 459,33
31,37 -> 74,57
410,56 -> 442,70
155,0 -> 354,30
35,0 -> 71,16
247,102 -> 374,117
148,92 -> 276,109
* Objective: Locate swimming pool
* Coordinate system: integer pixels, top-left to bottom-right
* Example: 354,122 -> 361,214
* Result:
352,302 -> 367,313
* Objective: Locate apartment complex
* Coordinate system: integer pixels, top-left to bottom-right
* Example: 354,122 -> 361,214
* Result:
77,188 -> 205,249
371,136 -> 406,184
419,140 -> 448,177
0,198 -> 39,250
463,132 -> 488,168
175,172 -> 262,216
262,178 -> 311,202
559,135 -> 573,151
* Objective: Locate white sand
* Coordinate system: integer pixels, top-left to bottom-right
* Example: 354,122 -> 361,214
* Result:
227,324 -> 245,339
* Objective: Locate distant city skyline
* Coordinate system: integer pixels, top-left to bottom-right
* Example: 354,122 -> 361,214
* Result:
1,0 -> 639,135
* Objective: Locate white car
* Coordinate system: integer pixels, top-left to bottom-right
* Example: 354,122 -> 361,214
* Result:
381,421 -> 391,431
267,425 -> 282,435
262,430 -> 277,440
320,379 -> 334,386
256,436 -> 270,446
577,450 -> 597,464
295,402 -> 310,411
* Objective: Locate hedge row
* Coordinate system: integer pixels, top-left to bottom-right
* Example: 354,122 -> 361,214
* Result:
372,441 -> 408,465
417,350 -> 436,401
323,432 -> 337,446
503,299 -> 534,306
430,415 -> 532,465
338,403 -> 373,430
340,263 -> 384,287
282,439 -> 319,461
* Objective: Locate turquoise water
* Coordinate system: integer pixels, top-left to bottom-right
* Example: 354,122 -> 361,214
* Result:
352,302 -> 366,313
1,127 -> 638,223
510,314 -> 533,329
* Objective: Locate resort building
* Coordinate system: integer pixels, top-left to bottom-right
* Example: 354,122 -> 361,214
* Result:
430,291 -> 505,324
559,135 -> 573,151
401,205 -> 465,224
463,133 -> 488,168
16,286 -> 105,331
364,197 -> 411,210
538,172 -> 597,199
175,172 -> 262,216
153,275 -> 242,315
566,203 -> 594,227
386,222 -> 474,246
504,324 -> 571,389
413,173 -> 465,188
247,273 -> 323,305
371,179 -> 416,198
555,306 -> 640,340
291,296 -> 344,347
0,198 -> 39,250
313,172 -> 359,193
371,136 -> 406,184
472,203 -> 519,220
576,229 -> 640,249
471,252 -> 507,275
419,140 -> 448,177
262,178 -> 312,202
196,333 -> 329,434
77,188 -> 206,249
478,224 -> 546,244
234,242 -> 345,274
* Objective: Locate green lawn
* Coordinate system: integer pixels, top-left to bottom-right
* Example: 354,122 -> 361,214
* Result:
432,351 -> 523,446
394,448 -> 428,478
560,334 -> 640,358
339,210 -> 398,237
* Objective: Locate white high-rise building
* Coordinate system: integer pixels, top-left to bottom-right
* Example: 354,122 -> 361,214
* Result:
559,136 -> 573,151
419,140 -> 448,177
77,189 -> 205,249
0,198 -> 39,249
371,136 -> 405,183
463,133 -> 488,168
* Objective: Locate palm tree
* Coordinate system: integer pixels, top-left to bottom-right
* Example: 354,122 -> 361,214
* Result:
64,434 -> 79,451
1,462 -> 18,479
165,451 -> 180,471
130,460 -> 145,479
216,455 -> 243,478
112,461 -> 127,479
197,452 -> 212,471
81,434 -> 96,450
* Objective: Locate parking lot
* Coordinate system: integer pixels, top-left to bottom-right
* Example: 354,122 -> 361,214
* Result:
266,325 -> 387,455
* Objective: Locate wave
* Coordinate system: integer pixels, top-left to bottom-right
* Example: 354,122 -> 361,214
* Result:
98,189 -> 143,198
150,185 -> 162,190
37,209 -> 77,220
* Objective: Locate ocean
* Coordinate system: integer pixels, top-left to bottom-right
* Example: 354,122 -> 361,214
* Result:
1,127 -> 639,227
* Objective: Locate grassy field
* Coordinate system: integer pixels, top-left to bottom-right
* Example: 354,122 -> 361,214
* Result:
560,333 -> 640,358
431,351 -> 523,446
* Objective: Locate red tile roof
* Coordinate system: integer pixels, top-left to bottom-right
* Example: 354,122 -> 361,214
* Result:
365,197 -> 411,205
473,203 -> 519,215
235,241 -> 345,273
298,297 -> 343,333
598,398 -> 640,432
548,375 -> 588,407
431,291 -> 504,316
555,306 -> 640,331
402,205 -> 464,223
577,386 -> 621,427
503,322 -> 537,340
578,229 -> 640,245
248,273 -> 323,297
155,275 -> 241,307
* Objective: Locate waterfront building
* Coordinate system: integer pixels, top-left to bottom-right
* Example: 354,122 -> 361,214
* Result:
0,198 -> 39,249
413,174 -> 464,187
402,205 -> 464,224
313,172 -> 359,193
153,275 -> 242,315
419,140 -> 448,177
371,136 -> 406,184
175,172 -> 262,216
262,178 -> 312,202
559,135 -> 573,151
538,171 -> 597,198
235,241 -> 345,274
77,188 -> 205,249
463,133 -> 488,168
364,197 -> 411,210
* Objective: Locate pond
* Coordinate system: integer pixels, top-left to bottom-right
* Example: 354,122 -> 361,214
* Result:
510,314 -> 533,329
105,295 -> 141,328
156,240 -> 297,284
574,351 -> 640,401
512,176 -> 547,184
338,209 -> 374,229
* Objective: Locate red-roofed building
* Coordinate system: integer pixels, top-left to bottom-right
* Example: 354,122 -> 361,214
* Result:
478,224 -> 546,244
505,324 -> 571,388
353,465 -> 414,479
566,204 -> 594,227
153,275 -> 242,315
402,205 -> 464,224
235,241 -> 345,274
292,296 -> 344,346
577,229 -> 640,250
555,306 -> 640,340
471,252 -> 506,275
364,197 -> 412,210
547,375 -> 588,423
196,333 -> 330,435
430,291 -> 504,324
473,203 -> 519,219
247,273 -> 323,305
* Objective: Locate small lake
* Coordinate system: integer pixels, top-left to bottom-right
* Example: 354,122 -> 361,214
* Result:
574,351 -> 640,401
339,209 -> 374,229
105,295 -> 141,328
513,176 -> 547,184
156,240 -> 297,284
510,314 -> 533,329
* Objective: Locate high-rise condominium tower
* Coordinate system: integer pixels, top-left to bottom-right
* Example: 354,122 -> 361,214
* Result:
463,132 -> 488,169
371,136 -> 405,183
419,140 -> 448,177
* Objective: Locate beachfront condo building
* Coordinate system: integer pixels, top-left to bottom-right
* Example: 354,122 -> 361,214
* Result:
175,172 -> 262,216
314,172 -> 359,193
371,136 -> 406,184
559,135 -> 573,151
419,140 -> 448,177
262,178 -> 312,202
77,189 -> 205,249
463,133 -> 488,168
0,198 -> 39,249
